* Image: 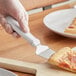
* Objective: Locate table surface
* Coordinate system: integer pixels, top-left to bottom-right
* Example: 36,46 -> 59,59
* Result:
0,2 -> 76,76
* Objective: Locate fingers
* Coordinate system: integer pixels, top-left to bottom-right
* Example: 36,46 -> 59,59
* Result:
16,12 -> 30,33
0,0 -> 29,38
0,14 -> 20,38
0,11 -> 29,38
6,0 -> 30,33
0,15 -> 13,34
12,32 -> 20,38
12,11 -> 29,33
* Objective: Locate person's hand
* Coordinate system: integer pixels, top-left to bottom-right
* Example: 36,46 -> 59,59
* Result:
0,0 -> 29,38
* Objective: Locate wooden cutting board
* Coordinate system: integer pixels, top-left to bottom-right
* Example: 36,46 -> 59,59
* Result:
0,2 -> 76,76
0,57 -> 75,76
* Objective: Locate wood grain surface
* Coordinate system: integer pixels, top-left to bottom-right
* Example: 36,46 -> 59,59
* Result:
0,58 -> 75,76
0,1 -> 76,76
20,0 -> 68,10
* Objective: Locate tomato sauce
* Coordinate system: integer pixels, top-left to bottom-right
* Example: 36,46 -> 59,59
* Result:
59,62 -> 70,69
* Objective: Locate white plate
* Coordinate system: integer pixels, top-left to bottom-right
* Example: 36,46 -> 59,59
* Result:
0,68 -> 17,76
43,8 -> 76,38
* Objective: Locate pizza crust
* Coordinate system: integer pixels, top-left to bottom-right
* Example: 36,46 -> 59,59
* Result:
64,18 -> 76,34
48,47 -> 76,72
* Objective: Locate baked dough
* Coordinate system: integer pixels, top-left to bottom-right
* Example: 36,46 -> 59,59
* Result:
64,18 -> 76,34
48,47 -> 76,72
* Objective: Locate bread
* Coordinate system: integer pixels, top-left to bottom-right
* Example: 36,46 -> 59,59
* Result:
64,18 -> 76,34
48,47 -> 76,72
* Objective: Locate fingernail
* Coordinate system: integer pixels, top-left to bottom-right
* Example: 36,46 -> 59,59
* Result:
23,27 -> 27,32
23,27 -> 30,33
13,33 -> 18,38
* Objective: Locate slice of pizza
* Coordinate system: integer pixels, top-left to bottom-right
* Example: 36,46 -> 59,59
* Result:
64,18 -> 76,34
48,47 -> 76,72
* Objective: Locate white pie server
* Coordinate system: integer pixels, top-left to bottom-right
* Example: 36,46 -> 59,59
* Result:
6,16 -> 55,59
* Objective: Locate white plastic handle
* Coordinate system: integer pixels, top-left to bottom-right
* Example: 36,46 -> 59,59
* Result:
6,16 -> 40,46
